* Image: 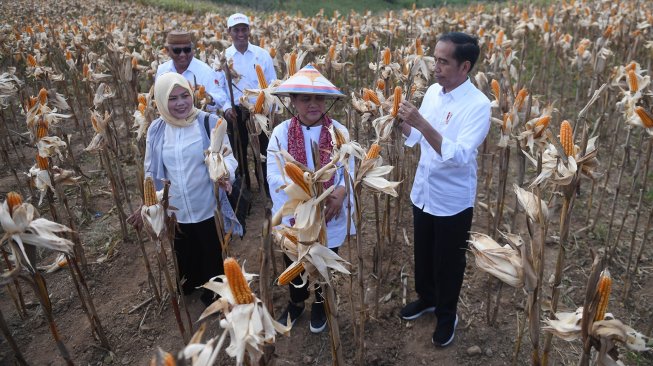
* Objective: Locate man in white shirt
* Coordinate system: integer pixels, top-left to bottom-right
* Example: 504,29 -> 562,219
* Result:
221,13 -> 277,192
156,30 -> 227,112
396,32 -> 491,347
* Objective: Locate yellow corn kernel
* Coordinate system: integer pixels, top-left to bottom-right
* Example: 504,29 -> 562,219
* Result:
224,258 -> 254,304
635,106 -> 653,128
594,269 -> 612,321
269,47 -> 276,58
366,143 -> 382,160
627,69 -> 638,93
7,191 -> 23,215
289,52 -> 298,76
363,88 -> 380,105
38,88 -> 48,105
285,162 -> 310,195
560,120 -> 574,157
382,47 -> 391,65
253,91 -> 265,114
143,177 -> 158,206
36,119 -> 49,139
255,64 -> 268,89
36,154 -> 49,169
277,261 -> 305,286
391,86 -> 402,117
514,88 -> 528,110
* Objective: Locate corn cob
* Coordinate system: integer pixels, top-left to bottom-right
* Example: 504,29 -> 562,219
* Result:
382,47 -> 391,65
364,34 -> 370,47
36,154 -> 49,169
560,120 -> 574,157
391,86 -> 402,117
138,103 -> 147,114
91,114 -> 99,132
149,351 -> 176,366
65,50 -> 72,61
625,62 -> 637,72
594,269 -> 612,321
6,191 -> 23,215
366,143 -> 382,160
36,119 -> 49,139
627,69 -> 638,93
38,88 -> 48,105
376,79 -> 385,91
353,36 -> 360,49
543,20 -> 550,33
298,33 -> 304,44
363,88 -> 380,105
328,45 -> 336,61
332,127 -> 347,147
143,177 -> 158,206
138,94 -> 147,105
289,52 -> 298,76
502,113 -> 511,133
255,64 -> 268,89
491,79 -> 500,101
285,162 -> 310,195
224,258 -> 254,304
514,88 -> 528,110
602,25 -> 613,38
131,56 -> 138,69
83,64 -> 90,78
277,261 -> 305,286
253,91 -> 265,114
496,30 -> 505,47
269,47 -> 276,58
415,38 -> 423,56
533,115 -> 551,138
635,106 -> 653,128
196,85 -> 206,100
27,54 -> 38,67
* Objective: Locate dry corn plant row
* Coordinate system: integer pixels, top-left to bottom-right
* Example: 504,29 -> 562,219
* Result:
1,0 -> 653,365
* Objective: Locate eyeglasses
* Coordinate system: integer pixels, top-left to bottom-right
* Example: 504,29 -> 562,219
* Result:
171,47 -> 192,55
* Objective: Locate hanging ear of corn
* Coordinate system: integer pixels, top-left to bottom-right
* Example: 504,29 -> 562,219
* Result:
332,127 -> 346,147
560,120 -> 574,157
635,106 -> 653,128
391,86 -> 402,117
534,115 -> 551,138
7,191 -> 23,215
491,79 -> 500,100
594,269 -> 612,321
36,119 -> 49,139
253,91 -> 265,114
269,47 -> 276,58
285,162 -> 310,195
415,38 -> 423,56
144,177 -> 158,206
138,94 -> 147,105
255,64 -> 268,89
328,44 -> 336,61
277,261 -> 305,286
366,143 -> 382,160
27,54 -> 38,67
36,154 -> 49,169
627,69 -> 638,93
382,47 -> 391,65
514,88 -> 528,110
289,52 -> 298,76
363,88 -> 380,105
224,258 -> 254,304
38,88 -> 48,105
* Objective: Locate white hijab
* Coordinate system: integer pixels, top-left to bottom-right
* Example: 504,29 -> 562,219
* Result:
154,72 -> 200,127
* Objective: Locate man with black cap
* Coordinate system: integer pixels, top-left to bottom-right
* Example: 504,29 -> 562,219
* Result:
220,13 -> 276,192
157,30 -> 226,112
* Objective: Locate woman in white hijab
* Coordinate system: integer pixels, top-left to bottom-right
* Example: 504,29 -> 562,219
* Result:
142,72 -> 242,306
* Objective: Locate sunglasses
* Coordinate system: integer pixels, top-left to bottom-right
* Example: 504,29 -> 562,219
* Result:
171,47 -> 192,55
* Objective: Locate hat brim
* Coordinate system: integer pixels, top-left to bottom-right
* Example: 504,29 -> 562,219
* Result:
271,87 -> 345,99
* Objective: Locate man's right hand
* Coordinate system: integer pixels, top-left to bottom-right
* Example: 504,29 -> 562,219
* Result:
225,108 -> 237,124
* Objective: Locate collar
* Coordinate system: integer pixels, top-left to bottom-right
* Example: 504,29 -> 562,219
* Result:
168,57 -> 200,74
439,77 -> 472,102
228,43 -> 253,56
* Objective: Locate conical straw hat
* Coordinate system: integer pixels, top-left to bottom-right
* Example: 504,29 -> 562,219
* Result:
272,64 -> 345,98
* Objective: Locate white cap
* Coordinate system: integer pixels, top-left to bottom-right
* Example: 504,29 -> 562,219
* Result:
227,13 -> 249,28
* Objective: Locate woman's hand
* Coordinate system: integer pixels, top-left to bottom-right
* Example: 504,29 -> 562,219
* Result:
324,186 -> 347,223
127,207 -> 144,231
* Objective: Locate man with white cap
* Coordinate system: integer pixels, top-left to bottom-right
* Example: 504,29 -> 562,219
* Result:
156,30 -> 226,112
220,13 -> 277,192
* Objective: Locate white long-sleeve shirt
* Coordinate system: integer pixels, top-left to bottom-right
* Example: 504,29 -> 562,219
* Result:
156,58 -> 227,112
219,43 -> 276,111
404,78 -> 491,216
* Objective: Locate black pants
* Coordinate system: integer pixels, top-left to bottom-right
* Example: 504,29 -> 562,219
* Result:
227,107 -> 269,195
284,246 -> 339,304
174,217 -> 223,293
412,205 -> 473,322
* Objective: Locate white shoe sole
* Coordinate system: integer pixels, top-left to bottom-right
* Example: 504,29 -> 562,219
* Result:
433,315 -> 458,347
401,306 -> 436,320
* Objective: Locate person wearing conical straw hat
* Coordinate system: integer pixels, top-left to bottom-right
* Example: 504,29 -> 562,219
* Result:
139,72 -> 242,306
396,32 -> 491,347
156,30 -> 226,113
267,64 -> 355,333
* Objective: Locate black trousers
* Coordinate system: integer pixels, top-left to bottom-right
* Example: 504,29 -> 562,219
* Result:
284,246 -> 339,304
227,106 -> 269,195
412,205 -> 473,322
174,217 -> 223,293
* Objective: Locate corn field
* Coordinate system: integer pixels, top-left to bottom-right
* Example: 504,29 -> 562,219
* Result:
1,0 -> 653,364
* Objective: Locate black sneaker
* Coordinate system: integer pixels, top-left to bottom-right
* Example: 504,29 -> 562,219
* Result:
400,299 -> 435,320
310,302 -> 327,333
432,314 -> 458,347
277,302 -> 305,327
